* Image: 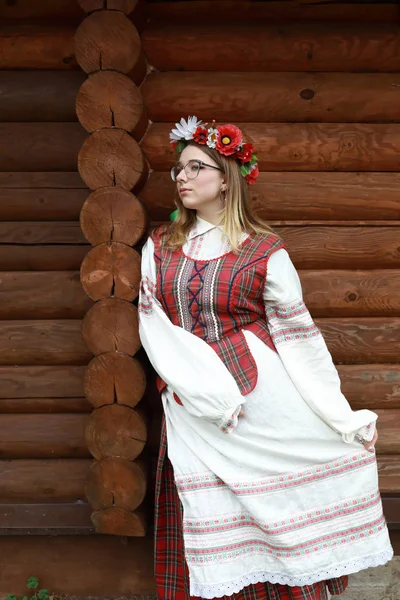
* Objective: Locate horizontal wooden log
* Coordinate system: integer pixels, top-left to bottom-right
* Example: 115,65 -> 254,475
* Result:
338,365 -> 400,411
0,459 -> 92,502
81,243 -> 141,302
76,70 -> 143,133
143,123 -> 400,172
85,457 -> 146,511
377,456 -> 400,494
148,1 -> 400,23
0,272 -> 93,319
142,22 -> 400,72
0,413 -> 89,458
141,171 -> 400,222
80,187 -> 147,246
317,319 -> 400,364
0,0 -> 85,19
0,188 -> 88,221
85,404 -> 146,460
142,71 -> 400,124
79,0 -> 137,13
91,507 -> 145,536
0,172 -> 86,188
0,535 -> 154,595
78,129 -> 146,190
277,227 -> 400,270
300,270 -> 400,318
0,222 -> 86,244
0,71 -> 85,122
0,503 -> 94,534
0,365 -> 85,398
84,352 -> 146,409
0,123 -> 86,172
75,10 -> 140,74
0,397 -> 90,413
0,24 -> 78,70
82,298 -> 140,357
0,320 -> 91,365
374,410 -> 400,454
0,246 -> 88,271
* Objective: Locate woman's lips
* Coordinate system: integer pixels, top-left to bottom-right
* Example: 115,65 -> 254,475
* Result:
180,188 -> 191,194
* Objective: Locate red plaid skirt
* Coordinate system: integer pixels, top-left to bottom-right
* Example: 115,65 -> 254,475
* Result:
154,419 -> 349,600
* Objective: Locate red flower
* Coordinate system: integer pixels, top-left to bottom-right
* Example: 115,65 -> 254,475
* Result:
245,164 -> 259,185
236,142 -> 254,163
193,126 -> 208,145
216,124 -> 242,156
171,141 -> 178,150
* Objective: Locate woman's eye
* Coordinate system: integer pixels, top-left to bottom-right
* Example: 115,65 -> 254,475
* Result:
190,164 -> 199,171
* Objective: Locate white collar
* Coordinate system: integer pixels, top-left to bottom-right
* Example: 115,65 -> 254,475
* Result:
187,216 -> 224,241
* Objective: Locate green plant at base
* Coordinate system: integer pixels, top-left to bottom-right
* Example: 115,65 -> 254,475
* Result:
6,577 -> 49,600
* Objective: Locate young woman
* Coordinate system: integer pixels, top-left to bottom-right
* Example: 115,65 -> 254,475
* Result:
138,116 -> 393,600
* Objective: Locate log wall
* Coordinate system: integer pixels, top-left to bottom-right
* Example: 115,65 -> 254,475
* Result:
140,0 -> 400,538
0,0 -> 150,545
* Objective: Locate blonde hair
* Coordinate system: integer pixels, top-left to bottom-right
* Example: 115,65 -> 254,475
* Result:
163,141 -> 277,253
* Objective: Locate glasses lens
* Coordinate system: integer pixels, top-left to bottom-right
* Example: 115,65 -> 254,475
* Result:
185,160 -> 200,180
170,165 -> 179,181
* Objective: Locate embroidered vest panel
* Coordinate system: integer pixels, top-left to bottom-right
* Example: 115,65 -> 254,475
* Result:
151,226 -> 285,396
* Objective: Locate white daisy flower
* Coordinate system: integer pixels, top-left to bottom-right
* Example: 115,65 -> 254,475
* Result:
169,116 -> 202,142
207,127 -> 219,149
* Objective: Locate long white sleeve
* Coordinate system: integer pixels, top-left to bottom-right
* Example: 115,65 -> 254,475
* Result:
138,236 -> 243,433
263,248 -> 377,444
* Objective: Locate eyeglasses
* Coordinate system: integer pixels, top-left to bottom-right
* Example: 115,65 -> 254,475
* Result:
170,159 -> 222,182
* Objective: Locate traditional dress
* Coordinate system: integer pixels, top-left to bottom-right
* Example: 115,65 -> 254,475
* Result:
138,216 -> 393,600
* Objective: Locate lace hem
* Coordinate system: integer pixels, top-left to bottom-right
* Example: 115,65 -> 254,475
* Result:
189,547 -> 394,599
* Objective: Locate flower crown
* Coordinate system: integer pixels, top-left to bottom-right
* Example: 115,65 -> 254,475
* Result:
169,116 -> 259,185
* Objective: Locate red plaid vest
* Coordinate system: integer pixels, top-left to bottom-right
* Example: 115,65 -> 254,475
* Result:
151,225 -> 285,397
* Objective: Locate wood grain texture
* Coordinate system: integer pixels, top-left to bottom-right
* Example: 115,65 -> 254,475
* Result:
0,222 -> 86,243
78,0 -> 137,13
0,397 -> 90,413
0,536 -> 154,596
75,10 -> 140,74
148,1 -> 400,23
82,298 -> 140,356
0,0 -> 85,19
0,172 -> 86,188
80,243 -> 141,301
143,123 -> 400,172
78,129 -> 146,189
80,187 -> 147,246
85,457 -> 146,511
0,123 -> 86,172
0,71 -> 85,122
142,71 -> 400,123
140,171 -> 400,222
317,318 -> 400,364
0,459 -> 92,502
0,365 -> 85,398
76,71 -> 143,132
142,22 -> 400,72
300,270 -> 400,318
0,246 -> 88,271
378,456 -> 400,494
0,503 -> 93,534
0,188 -> 88,220
277,226 -> 400,269
0,23 -> 78,70
0,320 -> 91,365
338,365 -> 400,411
84,352 -> 146,409
0,413 -> 89,458
0,271 -> 93,319
90,507 -> 145,536
84,404 -> 146,460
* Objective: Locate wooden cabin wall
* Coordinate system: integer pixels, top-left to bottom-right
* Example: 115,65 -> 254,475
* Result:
0,1 -> 154,596
140,0 -> 400,537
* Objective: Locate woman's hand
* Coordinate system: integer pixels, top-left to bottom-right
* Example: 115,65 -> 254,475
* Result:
363,427 -> 378,453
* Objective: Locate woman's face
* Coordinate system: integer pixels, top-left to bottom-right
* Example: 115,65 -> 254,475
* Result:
175,145 -> 226,220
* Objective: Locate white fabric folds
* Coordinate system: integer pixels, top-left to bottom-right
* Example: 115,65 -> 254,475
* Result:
138,217 -> 393,598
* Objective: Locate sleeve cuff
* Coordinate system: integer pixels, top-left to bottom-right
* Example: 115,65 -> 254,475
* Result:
342,420 -> 376,444
218,405 -> 242,434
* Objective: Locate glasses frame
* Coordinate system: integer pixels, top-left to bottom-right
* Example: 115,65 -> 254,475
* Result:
170,159 -> 223,182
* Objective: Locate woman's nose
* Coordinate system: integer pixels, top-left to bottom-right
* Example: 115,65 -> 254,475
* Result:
176,168 -> 188,183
